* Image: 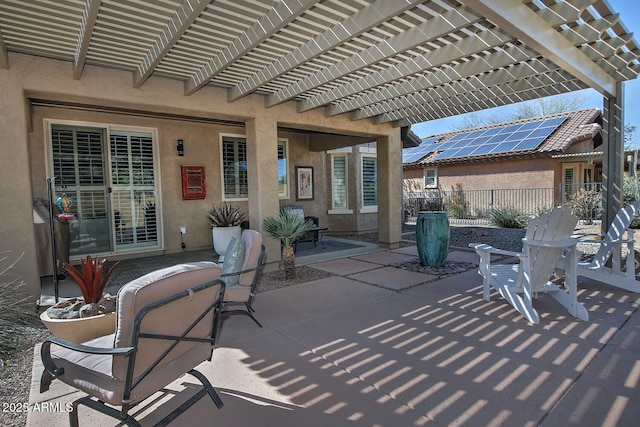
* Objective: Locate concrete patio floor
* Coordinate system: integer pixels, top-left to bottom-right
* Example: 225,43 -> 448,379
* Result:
28,246 -> 640,426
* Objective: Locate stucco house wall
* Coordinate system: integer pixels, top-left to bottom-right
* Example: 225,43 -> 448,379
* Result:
436,158 -> 558,191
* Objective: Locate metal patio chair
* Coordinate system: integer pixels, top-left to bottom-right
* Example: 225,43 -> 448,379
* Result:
40,262 -> 226,426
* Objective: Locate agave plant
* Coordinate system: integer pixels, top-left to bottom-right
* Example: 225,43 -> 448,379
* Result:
63,256 -> 119,317
263,209 -> 313,279
208,202 -> 246,227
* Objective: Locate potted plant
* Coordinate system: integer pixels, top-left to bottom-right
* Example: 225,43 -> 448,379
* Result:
208,202 -> 246,261
263,209 -> 313,279
40,255 -> 119,343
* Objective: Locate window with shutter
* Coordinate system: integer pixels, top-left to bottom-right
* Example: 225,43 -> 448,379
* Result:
278,140 -> 289,198
222,135 -> 248,200
361,155 -> 378,212
562,165 -> 577,202
332,155 -> 348,210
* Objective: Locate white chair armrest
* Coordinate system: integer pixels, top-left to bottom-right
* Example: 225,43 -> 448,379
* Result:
571,232 -> 605,238
522,238 -> 578,249
469,242 -> 522,258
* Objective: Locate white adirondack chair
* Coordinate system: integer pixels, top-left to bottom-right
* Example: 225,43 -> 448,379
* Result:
574,201 -> 640,293
470,206 -> 588,324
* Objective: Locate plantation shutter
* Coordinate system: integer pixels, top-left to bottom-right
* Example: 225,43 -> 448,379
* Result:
222,136 -> 248,199
362,156 -> 377,207
51,125 -> 111,255
278,140 -> 288,198
110,131 -> 157,247
332,155 -> 347,209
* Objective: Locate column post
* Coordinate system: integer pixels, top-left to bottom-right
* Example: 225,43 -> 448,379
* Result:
377,131 -> 402,249
245,116 -> 281,271
602,82 -> 625,232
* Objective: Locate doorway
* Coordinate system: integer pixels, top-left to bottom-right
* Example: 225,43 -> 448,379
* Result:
50,124 -> 160,257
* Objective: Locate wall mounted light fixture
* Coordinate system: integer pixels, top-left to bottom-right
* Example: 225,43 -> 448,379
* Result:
177,139 -> 184,156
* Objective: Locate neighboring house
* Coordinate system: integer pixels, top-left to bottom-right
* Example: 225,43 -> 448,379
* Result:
403,109 -> 605,202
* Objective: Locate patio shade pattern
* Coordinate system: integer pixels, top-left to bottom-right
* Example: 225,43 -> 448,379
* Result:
0,0 -> 639,126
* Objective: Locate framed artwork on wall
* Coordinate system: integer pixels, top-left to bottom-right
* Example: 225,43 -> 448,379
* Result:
296,166 -> 314,200
181,165 -> 206,200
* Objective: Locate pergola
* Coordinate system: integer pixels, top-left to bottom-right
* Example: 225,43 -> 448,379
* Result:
1,0 -> 639,246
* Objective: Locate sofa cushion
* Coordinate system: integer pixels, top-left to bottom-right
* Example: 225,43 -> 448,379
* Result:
221,237 -> 245,286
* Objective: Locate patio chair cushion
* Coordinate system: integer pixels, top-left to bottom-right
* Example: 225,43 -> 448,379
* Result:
238,229 -> 262,288
49,334 -> 120,404
221,237 -> 245,286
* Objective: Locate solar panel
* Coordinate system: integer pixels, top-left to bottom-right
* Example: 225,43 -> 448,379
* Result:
480,127 -> 502,136
543,117 -> 566,127
472,144 -> 495,155
432,116 -> 567,160
498,124 -> 521,134
402,136 -> 441,163
518,121 -> 541,131
515,139 -> 544,151
447,134 -> 467,142
491,141 -> 518,153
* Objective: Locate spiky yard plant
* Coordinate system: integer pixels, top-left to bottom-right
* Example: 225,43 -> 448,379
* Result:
263,210 -> 314,279
208,202 -> 246,227
63,256 -> 119,317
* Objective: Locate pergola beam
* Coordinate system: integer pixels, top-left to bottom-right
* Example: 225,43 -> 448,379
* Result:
228,0 -> 424,102
185,0 -> 318,96
343,45 -> 540,120
464,0 -> 618,97
354,58 -> 564,121
387,77 -> 587,126
134,0 -> 210,89
269,7 -> 482,109
336,12 -> 619,119
73,0 -> 101,80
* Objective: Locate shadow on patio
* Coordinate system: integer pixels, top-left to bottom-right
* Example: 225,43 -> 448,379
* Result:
30,245 -> 640,427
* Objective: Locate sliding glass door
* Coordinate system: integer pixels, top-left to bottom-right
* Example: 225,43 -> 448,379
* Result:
50,124 -> 159,256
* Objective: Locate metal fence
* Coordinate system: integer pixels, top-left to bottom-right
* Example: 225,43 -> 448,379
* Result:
403,183 -> 603,225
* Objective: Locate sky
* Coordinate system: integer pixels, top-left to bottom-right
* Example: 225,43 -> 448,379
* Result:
411,0 -> 640,139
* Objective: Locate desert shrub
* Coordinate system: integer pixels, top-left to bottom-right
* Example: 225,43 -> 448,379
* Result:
0,251 -> 37,361
570,188 -> 602,224
623,174 -> 639,205
489,206 -> 530,229
447,183 -> 469,219
534,205 -> 552,217
623,175 -> 640,228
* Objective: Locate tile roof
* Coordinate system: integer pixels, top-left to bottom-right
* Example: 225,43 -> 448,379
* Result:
405,108 -> 602,167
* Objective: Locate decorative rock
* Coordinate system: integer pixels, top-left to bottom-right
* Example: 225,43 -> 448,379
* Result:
390,258 -> 476,277
45,293 -> 117,319
464,229 -> 489,237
